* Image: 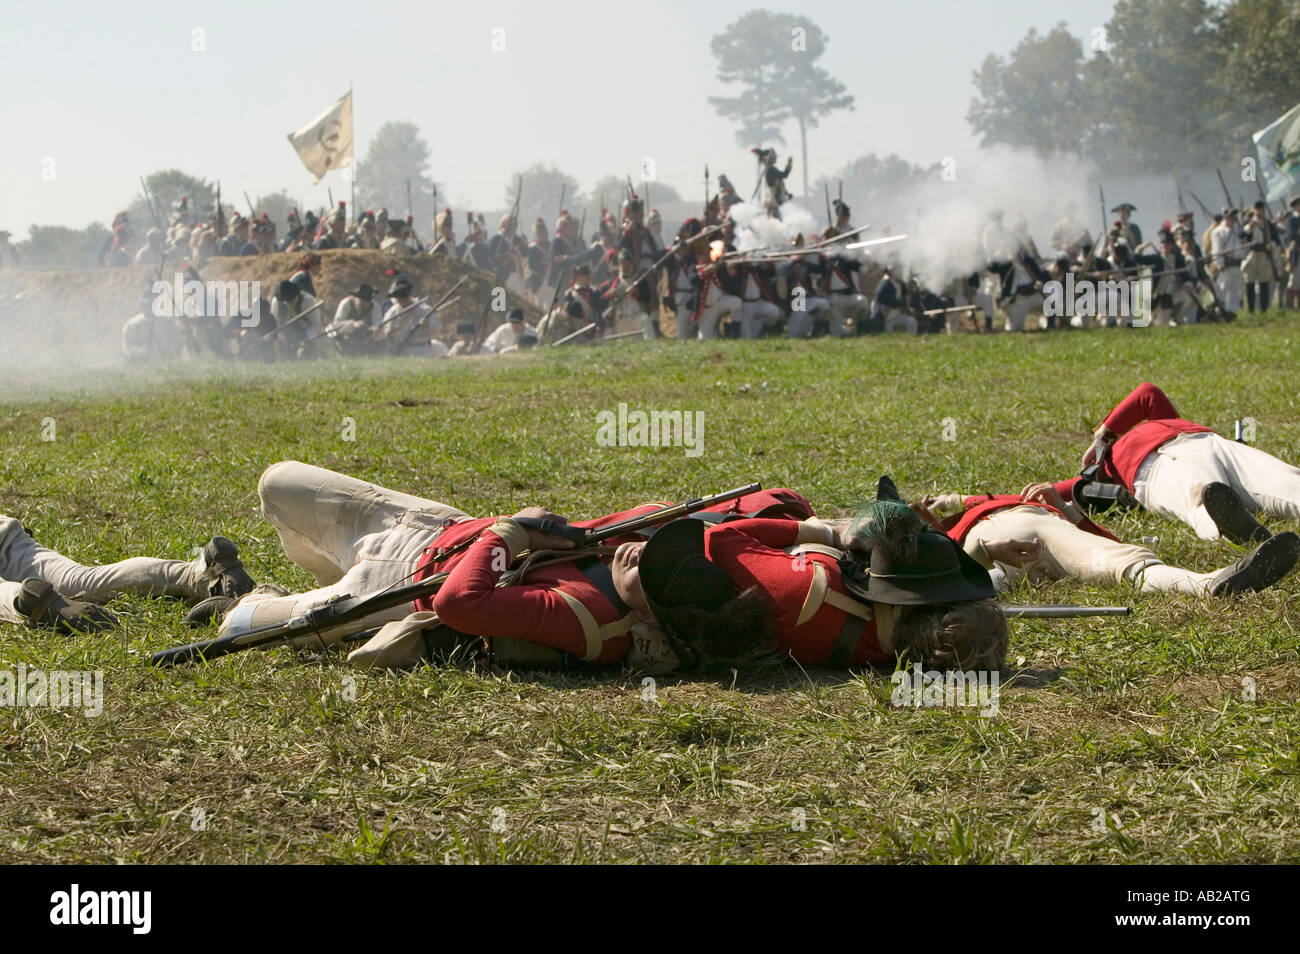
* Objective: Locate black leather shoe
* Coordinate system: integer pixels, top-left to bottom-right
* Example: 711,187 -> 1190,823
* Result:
1209,532 -> 1300,596
14,578 -> 118,634
200,536 -> 256,598
1202,482 -> 1270,546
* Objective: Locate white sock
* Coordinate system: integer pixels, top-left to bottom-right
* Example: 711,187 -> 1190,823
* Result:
1128,560 -> 1214,596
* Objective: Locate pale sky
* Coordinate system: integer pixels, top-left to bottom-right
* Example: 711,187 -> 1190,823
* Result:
0,0 -> 1118,234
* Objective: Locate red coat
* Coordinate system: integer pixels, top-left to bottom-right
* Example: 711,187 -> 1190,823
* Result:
703,518 -> 890,667
1097,383 -> 1215,489
414,489 -> 814,663
943,478 -> 1119,544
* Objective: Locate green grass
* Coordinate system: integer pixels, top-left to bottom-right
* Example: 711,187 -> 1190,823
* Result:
2,314 -> 1299,863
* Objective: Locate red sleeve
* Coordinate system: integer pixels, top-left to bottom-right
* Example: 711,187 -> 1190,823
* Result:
1101,382 -> 1184,436
431,530 -> 597,659
1052,477 -> 1082,500
703,520 -> 817,615
704,518 -> 802,556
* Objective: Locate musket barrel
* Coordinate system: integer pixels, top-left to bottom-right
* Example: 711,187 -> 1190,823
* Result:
1001,605 -> 1130,618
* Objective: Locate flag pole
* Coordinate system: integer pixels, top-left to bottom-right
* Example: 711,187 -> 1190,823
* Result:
349,79 -> 356,226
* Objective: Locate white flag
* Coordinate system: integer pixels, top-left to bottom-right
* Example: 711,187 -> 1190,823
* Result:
1252,102 -> 1300,204
287,91 -> 353,184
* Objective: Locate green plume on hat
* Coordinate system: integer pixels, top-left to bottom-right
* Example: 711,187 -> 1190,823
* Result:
844,476 -> 923,564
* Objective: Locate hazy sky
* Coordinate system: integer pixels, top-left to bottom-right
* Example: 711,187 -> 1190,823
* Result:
0,0 -> 1118,234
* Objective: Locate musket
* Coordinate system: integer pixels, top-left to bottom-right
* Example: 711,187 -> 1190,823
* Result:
1186,187 -> 1214,222
139,177 -> 162,230
215,182 -> 226,239
704,164 -> 710,220
366,295 -> 431,338
1175,178 -> 1187,217
1215,168 -> 1234,210
150,484 -> 763,666
406,178 -> 413,219
844,233 -> 908,251
261,300 -> 323,340
1099,185 -> 1107,237
591,328 -> 651,344
923,304 -> 980,317
721,226 -> 871,264
1001,605 -> 1129,619
824,183 -> 833,230
394,281 -> 468,353
557,184 -> 565,222
243,191 -> 255,217
604,226 -> 722,306
552,322 -> 598,347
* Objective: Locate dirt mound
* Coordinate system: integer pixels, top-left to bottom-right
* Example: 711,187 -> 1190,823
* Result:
0,249 -> 541,368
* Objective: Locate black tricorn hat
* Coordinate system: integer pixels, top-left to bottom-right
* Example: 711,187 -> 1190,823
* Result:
277,279 -> 300,302
640,519 -> 739,641
354,283 -> 375,300
387,274 -> 412,296
841,529 -> 994,606
1110,202 -> 1137,212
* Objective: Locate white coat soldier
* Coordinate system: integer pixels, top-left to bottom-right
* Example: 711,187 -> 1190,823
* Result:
328,283 -> 380,355
380,218 -> 414,256
482,307 -> 538,354
1210,207 -> 1245,314
380,274 -> 447,357
133,228 -> 165,266
1049,203 -> 1092,256
122,286 -> 185,363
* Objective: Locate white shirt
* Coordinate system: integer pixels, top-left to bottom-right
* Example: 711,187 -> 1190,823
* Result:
1210,223 -> 1242,268
482,321 -> 537,354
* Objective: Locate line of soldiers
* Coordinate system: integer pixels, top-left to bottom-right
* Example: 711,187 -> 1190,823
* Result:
964,194 -> 1300,331
105,151 -> 1300,360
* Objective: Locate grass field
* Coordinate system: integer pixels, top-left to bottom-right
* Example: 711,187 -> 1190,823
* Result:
2,315 -> 1299,864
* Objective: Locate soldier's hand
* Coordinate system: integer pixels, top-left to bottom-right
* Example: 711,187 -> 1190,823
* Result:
985,537 -> 1041,567
1081,429 -> 1112,470
1020,482 -> 1067,511
511,507 -> 576,550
